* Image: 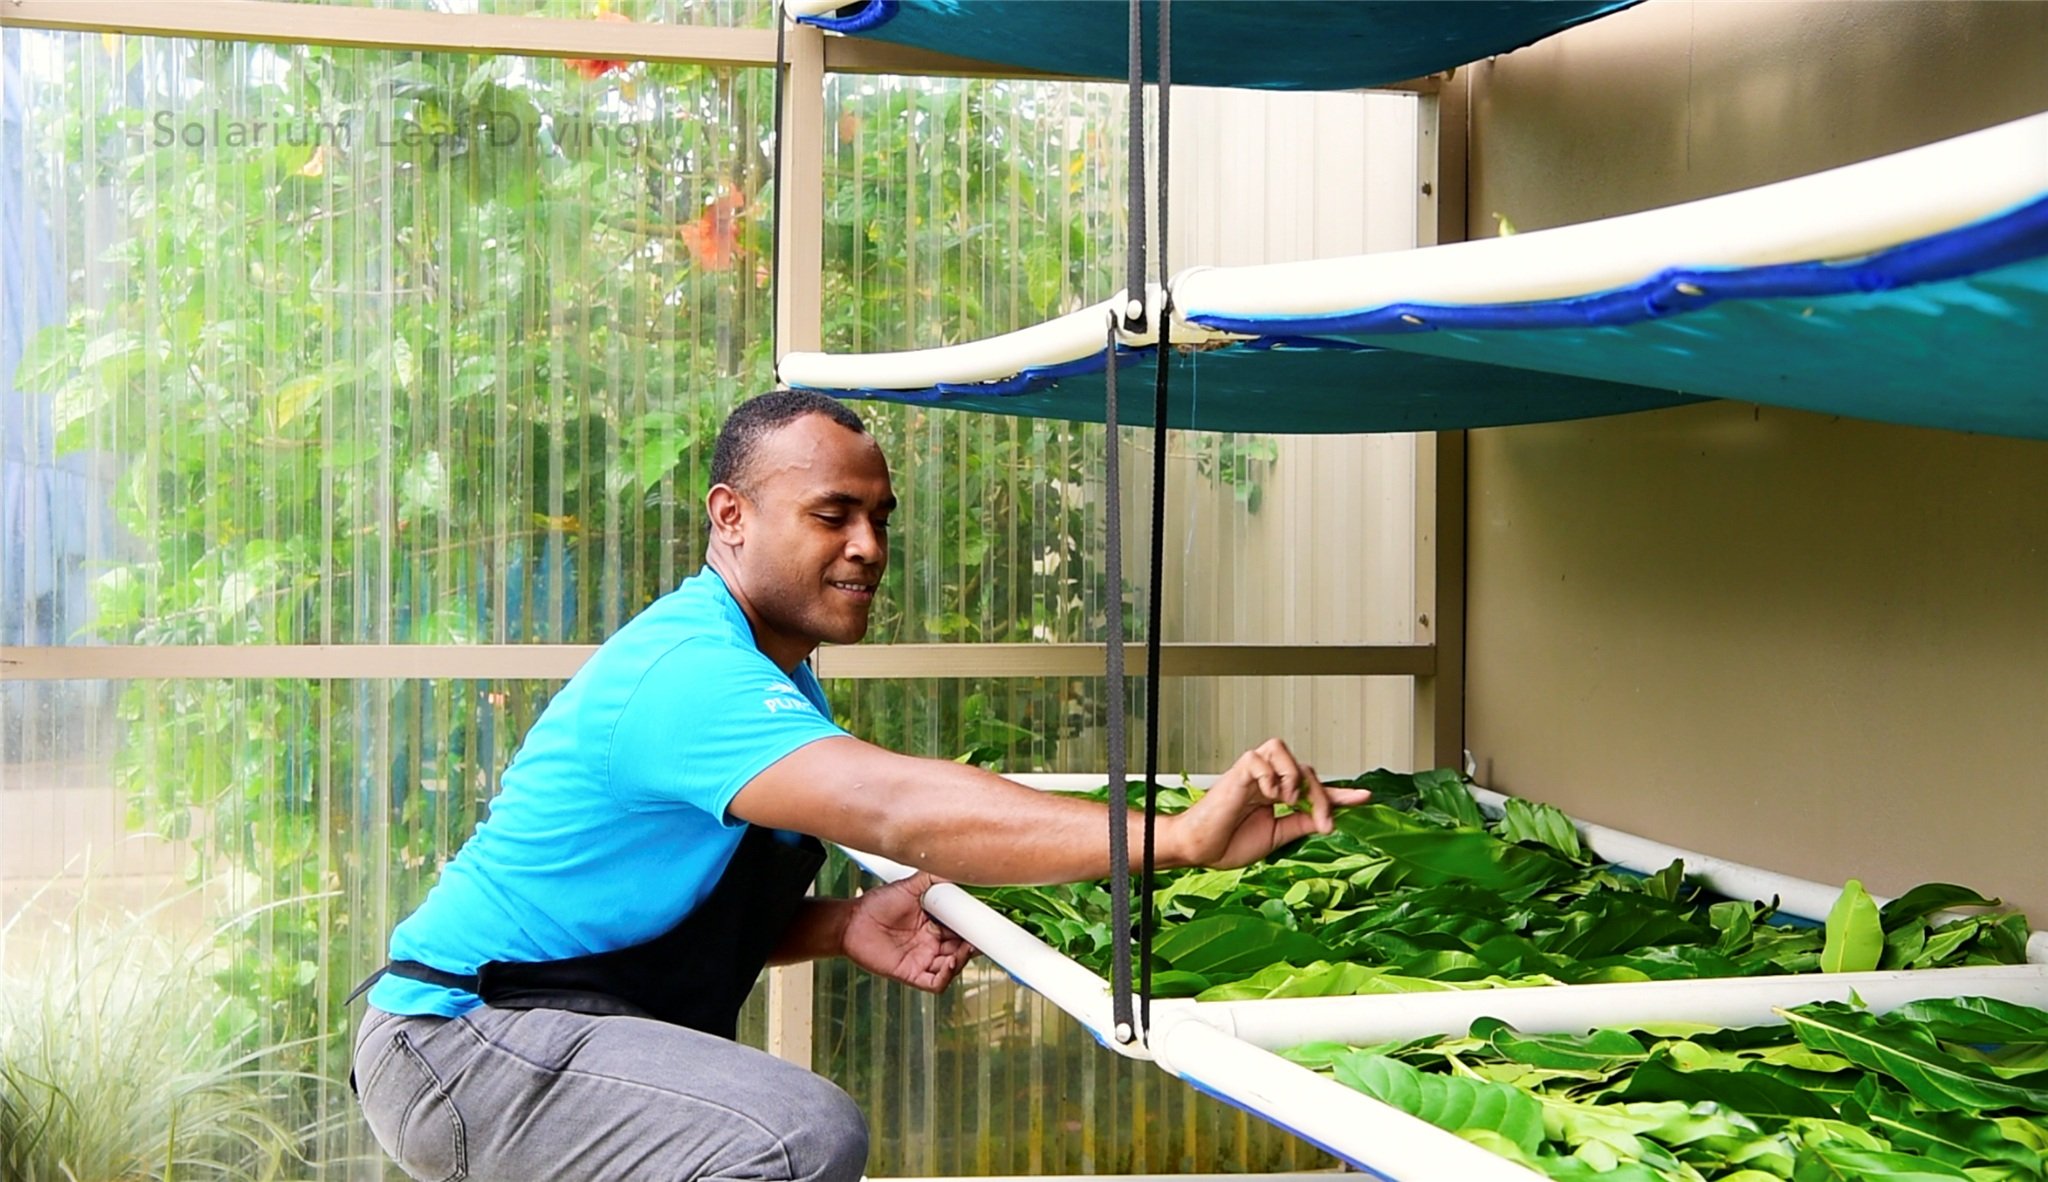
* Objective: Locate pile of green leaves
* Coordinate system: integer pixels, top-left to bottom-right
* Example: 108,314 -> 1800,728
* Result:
1288,995 -> 2048,1180
975,770 -> 2034,999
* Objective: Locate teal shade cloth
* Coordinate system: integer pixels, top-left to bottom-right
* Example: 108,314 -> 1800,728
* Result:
1328,257 -> 2048,440
797,0 -> 1640,91
843,343 -> 1705,435
797,195 -> 2048,438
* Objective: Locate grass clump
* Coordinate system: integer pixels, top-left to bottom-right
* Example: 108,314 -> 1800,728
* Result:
1,894 -> 303,1182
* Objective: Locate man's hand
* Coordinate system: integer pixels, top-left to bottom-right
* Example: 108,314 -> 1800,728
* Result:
1165,738 -> 1373,870
841,872 -> 976,993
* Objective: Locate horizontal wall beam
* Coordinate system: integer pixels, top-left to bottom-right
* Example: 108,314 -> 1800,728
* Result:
1,643 -> 1431,682
0,644 -> 598,682
0,1 -> 1444,90
0,0 -> 778,66
1,0 -> 1087,78
814,643 -> 1432,679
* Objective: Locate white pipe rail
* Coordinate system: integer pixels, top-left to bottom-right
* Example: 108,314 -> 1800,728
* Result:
1464,785 -> 2048,965
1146,1006 -> 1546,1182
1190,963 -> 2048,1050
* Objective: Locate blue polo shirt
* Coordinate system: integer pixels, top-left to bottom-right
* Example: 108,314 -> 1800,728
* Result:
369,566 -> 848,1018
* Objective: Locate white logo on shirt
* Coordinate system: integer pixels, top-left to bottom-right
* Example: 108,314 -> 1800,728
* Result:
763,680 -> 809,714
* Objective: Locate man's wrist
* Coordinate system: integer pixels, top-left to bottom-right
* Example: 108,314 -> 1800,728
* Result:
1151,813 -> 1192,871
826,896 -> 857,958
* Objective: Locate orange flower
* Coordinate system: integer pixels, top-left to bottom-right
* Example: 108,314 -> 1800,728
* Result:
679,186 -> 748,272
567,12 -> 632,80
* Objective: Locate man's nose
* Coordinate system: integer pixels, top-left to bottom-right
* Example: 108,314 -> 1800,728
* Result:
846,519 -> 885,564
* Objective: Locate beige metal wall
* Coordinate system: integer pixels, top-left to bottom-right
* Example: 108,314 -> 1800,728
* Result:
1157,87 -> 1421,773
1463,0 -> 2048,919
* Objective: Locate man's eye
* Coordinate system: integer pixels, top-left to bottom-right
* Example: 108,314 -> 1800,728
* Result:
874,518 -> 892,533
815,514 -> 845,527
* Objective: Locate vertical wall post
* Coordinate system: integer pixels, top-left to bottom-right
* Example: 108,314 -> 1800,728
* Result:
767,15 -> 826,1072
1411,72 -> 1469,773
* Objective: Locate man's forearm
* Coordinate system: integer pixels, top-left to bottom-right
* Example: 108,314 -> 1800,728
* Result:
767,897 -> 854,965
732,737 -> 1193,887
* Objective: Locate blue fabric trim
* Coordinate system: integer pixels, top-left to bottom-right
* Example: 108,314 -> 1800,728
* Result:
794,0 -> 898,35
1186,192 -> 2048,337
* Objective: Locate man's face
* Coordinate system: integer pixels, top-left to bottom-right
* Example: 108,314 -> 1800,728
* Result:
723,413 -> 894,654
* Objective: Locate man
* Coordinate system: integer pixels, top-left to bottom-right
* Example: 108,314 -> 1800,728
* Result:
352,390 -> 1368,1182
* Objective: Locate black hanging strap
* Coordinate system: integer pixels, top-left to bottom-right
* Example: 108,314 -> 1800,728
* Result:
1138,0 -> 1171,1039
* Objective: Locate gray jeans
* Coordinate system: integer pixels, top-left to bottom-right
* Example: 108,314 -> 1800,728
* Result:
353,1005 -> 868,1182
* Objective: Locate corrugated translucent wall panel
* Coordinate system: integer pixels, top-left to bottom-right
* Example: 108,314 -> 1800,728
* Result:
814,845 -> 1335,1177
2,26 -> 782,1179
823,74 -> 1126,647
0,673 -> 777,1178
10,29 -> 776,650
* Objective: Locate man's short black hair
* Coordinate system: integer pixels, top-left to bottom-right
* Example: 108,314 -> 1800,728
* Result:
710,390 -> 868,494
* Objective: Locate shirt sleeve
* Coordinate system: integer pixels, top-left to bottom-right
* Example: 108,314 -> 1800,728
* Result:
607,639 -> 849,822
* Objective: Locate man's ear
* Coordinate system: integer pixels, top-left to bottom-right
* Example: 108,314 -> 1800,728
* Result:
707,482 -> 747,546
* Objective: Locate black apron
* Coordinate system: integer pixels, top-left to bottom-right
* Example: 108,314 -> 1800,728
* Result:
349,825 -> 826,1043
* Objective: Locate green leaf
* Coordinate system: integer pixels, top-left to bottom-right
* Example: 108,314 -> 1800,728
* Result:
1823,880 -> 1885,974
1881,884 -> 2003,932
1887,997 -> 2048,1050
1496,797 -> 1586,862
1618,1056 -> 1836,1125
1365,829 -> 1574,901
1638,858 -> 1687,903
1792,1143 -> 1975,1181
1153,867 -> 1245,912
1884,921 -> 1930,970
1779,1002 -> 2048,1114
269,374 -> 323,430
1994,1116 -> 2048,1155
1329,1052 -> 1546,1159
1196,960 -> 1357,1000
1543,894 -> 1708,961
1143,969 -> 1213,997
1414,769 -> 1484,828
12,322 -> 79,391
1150,913 -> 1332,977
1472,1017 -> 1647,1073
1279,1040 -> 1364,1072
1911,920 -> 1985,969
1846,1077 -> 2048,1173
1535,1159 -> 1674,1182
1710,899 -> 1758,951
634,430 -> 692,488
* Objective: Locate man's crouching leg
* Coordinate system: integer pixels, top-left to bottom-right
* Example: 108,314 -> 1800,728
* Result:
354,1005 -> 868,1182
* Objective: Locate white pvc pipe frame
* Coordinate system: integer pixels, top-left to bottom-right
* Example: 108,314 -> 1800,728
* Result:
781,112 -> 2048,394
837,773 -> 2048,1182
